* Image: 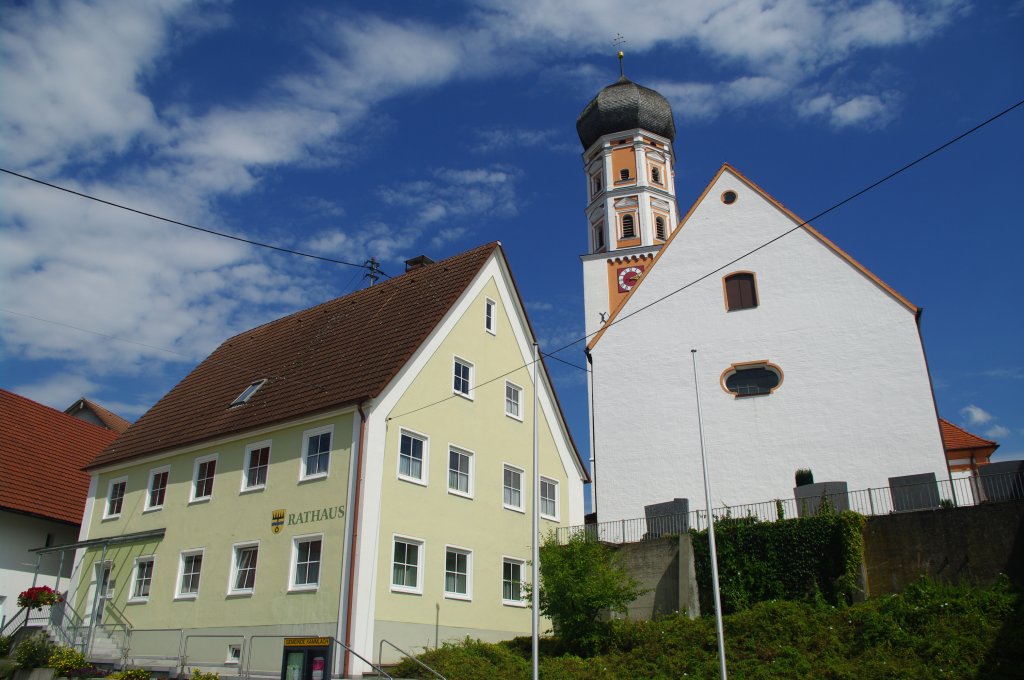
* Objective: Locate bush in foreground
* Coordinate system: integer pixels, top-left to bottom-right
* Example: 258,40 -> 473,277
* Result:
394,577 -> 1023,679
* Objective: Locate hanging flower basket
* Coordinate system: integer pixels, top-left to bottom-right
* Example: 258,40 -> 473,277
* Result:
17,585 -> 63,611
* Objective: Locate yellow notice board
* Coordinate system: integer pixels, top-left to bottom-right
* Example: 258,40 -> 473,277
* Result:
284,637 -> 331,647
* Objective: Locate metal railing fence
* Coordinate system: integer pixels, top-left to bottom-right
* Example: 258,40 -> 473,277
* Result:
557,470 -> 1024,545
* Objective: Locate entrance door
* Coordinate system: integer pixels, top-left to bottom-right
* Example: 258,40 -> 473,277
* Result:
93,563 -> 113,624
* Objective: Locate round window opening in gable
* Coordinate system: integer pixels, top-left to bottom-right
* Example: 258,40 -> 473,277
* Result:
722,190 -> 738,205
721,362 -> 782,397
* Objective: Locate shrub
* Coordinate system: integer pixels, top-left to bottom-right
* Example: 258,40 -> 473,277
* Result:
13,631 -> 53,669
109,669 -> 150,680
537,530 -> 646,654
0,635 -> 12,658
0,659 -> 17,680
49,645 -> 89,676
795,468 -> 814,486
691,510 -> 866,614
65,666 -> 109,678
190,669 -> 220,680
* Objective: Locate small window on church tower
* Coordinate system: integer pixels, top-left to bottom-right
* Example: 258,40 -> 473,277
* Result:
724,272 -> 758,311
655,216 -> 667,241
591,173 -> 602,196
593,224 -> 605,251
621,214 -> 636,239
651,167 -> 662,184
619,169 -> 629,181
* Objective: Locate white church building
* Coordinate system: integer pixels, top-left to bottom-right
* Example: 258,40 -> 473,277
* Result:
577,74 -> 950,523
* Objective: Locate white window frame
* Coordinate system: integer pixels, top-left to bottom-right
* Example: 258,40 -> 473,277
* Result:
503,464 -> 525,513
502,556 -> 526,606
504,381 -> 524,421
242,440 -> 272,492
444,545 -> 473,601
104,477 -> 127,519
300,425 -> 333,481
540,476 -> 560,522
175,549 -> 203,600
484,297 -> 496,335
397,428 -> 429,486
145,467 -> 169,512
129,556 -> 155,603
290,534 -> 323,592
228,542 -> 259,597
390,535 -> 424,595
226,645 -> 242,665
446,445 -> 474,499
190,454 -> 218,504
453,356 -> 474,399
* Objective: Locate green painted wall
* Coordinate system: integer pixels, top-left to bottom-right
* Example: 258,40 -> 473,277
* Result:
374,278 -> 572,635
79,411 -> 354,631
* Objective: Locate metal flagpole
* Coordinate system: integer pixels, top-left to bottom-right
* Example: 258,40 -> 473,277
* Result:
531,342 -> 541,680
691,349 -> 728,680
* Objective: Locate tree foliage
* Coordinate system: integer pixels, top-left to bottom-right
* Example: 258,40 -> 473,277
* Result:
537,530 -> 645,653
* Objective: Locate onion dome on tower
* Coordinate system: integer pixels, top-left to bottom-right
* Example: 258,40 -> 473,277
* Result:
576,62 -> 680,341
576,75 -> 676,151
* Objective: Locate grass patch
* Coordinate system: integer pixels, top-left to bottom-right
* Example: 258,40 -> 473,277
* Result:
394,577 -> 1023,679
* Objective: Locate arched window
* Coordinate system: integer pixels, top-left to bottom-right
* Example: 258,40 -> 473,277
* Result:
651,166 -> 662,184
621,214 -> 636,239
655,216 -> 666,240
619,168 -> 629,181
724,272 -> 758,311
722,363 -> 782,397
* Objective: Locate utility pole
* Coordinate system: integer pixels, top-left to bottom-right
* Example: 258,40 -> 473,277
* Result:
363,257 -> 381,286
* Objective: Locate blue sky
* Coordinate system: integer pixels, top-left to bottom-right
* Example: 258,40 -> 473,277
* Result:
2,0 -> 1022,465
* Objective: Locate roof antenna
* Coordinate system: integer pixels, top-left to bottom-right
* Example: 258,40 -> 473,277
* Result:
363,257 -> 381,286
613,33 -> 626,78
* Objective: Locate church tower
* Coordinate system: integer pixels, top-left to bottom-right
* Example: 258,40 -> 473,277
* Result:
577,69 -> 679,340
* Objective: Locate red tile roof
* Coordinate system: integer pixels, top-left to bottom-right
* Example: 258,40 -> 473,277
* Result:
65,397 -> 132,433
89,243 -> 504,470
0,389 -> 119,524
939,418 -> 999,454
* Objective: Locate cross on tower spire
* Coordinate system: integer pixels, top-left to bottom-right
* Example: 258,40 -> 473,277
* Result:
613,34 -> 626,77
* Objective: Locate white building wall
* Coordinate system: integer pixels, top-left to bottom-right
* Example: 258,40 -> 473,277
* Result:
0,511 -> 79,626
591,169 -> 948,523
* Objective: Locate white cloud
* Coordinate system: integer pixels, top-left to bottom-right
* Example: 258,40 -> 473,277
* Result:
527,301 -> 555,311
12,374 -> 101,412
960,404 -> 994,425
984,424 -> 1011,439
0,0 -> 969,401
799,92 -> 900,129
472,127 -> 575,153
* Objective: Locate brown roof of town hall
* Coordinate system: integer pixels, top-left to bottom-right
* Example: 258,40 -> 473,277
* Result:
88,242 -> 502,470
1,389 -> 121,524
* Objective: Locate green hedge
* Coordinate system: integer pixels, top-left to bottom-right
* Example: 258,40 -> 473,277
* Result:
691,510 -> 866,614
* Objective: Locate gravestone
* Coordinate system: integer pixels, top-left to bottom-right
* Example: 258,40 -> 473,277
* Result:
644,498 -> 689,539
794,481 -> 849,517
979,460 -> 1024,501
889,472 -> 941,511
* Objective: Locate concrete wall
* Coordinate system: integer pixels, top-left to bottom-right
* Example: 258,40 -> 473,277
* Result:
610,500 -> 1024,620
862,500 -> 1024,596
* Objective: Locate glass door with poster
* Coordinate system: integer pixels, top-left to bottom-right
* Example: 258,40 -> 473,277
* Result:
280,637 -> 332,680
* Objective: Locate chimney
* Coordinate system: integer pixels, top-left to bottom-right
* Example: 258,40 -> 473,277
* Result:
404,255 -> 435,272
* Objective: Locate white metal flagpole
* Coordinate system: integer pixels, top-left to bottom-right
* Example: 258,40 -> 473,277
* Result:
691,349 -> 728,680
532,341 -> 540,680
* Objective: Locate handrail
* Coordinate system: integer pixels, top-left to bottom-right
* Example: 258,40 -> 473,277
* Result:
332,638 -> 393,679
0,606 -> 27,637
378,639 -> 446,679
123,628 -> 183,670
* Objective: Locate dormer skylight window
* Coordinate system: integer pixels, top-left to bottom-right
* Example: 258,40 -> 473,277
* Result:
231,379 -> 267,407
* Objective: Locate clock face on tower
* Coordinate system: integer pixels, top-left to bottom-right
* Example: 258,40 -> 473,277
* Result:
617,265 -> 644,293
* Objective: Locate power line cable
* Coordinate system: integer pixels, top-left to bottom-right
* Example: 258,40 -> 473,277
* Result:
5,97 -> 1020,422
542,95 -> 1024,357
390,95 -> 1024,418
0,167 -> 392,278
